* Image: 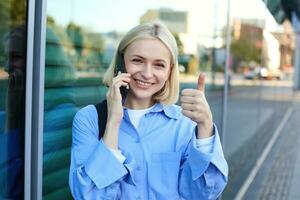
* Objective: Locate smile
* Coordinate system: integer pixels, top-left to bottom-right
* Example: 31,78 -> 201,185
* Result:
135,79 -> 153,87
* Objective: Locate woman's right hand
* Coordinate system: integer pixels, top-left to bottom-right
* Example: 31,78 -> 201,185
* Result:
106,72 -> 131,125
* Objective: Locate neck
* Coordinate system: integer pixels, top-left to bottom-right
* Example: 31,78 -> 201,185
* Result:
124,94 -> 155,109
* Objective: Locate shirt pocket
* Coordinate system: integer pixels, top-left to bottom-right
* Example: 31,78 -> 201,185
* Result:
148,152 -> 182,199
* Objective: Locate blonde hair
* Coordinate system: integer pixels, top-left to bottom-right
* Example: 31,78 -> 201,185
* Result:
103,21 -> 179,105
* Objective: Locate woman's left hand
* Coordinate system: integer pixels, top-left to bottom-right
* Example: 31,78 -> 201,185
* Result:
180,73 -> 213,139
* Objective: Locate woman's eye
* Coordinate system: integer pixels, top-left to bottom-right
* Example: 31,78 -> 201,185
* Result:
132,59 -> 142,63
155,63 -> 165,68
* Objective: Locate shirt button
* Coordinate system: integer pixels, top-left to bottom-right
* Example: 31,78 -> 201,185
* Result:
136,165 -> 141,171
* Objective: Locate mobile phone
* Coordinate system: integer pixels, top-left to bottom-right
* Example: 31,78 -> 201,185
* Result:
114,53 -> 128,101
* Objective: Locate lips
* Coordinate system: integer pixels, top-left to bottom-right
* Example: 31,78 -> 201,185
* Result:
134,79 -> 153,88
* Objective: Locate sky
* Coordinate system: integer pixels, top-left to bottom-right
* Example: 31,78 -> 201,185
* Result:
47,0 -> 281,34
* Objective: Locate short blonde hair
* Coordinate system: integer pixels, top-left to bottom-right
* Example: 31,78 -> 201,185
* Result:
103,21 -> 179,105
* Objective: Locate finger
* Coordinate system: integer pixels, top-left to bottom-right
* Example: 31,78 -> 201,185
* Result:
113,73 -> 131,82
182,109 -> 206,123
113,80 -> 130,90
181,103 -> 197,111
180,96 -> 201,104
182,109 -> 198,121
181,89 -> 202,97
112,76 -> 131,85
197,72 -> 205,92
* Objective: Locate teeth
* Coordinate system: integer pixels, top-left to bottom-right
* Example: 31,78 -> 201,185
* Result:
136,80 -> 151,86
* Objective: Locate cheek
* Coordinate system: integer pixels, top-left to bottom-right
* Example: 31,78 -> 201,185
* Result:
159,70 -> 170,82
125,63 -> 139,74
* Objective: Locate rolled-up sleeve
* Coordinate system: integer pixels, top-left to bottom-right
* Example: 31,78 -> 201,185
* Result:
179,124 -> 228,200
69,107 -> 136,199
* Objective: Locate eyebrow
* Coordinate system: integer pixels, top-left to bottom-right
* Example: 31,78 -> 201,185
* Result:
131,54 -> 167,64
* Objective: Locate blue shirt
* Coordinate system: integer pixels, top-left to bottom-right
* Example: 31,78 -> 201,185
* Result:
69,103 -> 228,200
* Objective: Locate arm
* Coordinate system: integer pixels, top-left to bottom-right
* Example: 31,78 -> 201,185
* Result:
68,107 -> 136,199
179,125 -> 228,200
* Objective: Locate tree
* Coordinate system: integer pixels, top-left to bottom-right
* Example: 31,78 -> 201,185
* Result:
172,32 -> 184,54
230,39 -> 262,71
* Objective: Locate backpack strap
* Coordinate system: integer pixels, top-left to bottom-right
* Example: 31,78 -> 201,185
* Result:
94,100 -> 108,140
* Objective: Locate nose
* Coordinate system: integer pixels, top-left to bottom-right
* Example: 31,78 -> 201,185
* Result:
141,64 -> 153,79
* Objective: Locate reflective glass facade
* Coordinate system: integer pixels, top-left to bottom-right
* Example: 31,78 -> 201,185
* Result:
0,0 -> 27,199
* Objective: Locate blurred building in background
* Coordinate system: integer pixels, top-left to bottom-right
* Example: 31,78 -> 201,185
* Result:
140,8 -> 188,33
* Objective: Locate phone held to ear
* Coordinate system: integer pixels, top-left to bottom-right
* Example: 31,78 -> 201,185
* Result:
114,53 -> 128,102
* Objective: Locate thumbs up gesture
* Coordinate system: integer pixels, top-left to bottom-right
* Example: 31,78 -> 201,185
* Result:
181,73 -> 213,138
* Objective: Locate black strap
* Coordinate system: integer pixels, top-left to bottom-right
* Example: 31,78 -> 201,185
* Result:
94,100 -> 108,140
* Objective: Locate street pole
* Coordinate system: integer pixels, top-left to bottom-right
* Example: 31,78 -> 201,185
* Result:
212,0 -> 218,88
292,12 -> 300,90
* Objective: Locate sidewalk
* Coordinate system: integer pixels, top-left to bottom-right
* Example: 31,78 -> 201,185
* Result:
243,91 -> 300,200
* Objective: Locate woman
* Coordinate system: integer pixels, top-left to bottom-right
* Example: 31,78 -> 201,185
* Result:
69,22 -> 228,200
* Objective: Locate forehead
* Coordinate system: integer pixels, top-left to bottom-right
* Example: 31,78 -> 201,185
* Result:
125,38 -> 171,61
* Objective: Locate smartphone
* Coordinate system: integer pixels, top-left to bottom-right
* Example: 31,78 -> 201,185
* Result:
114,53 -> 128,102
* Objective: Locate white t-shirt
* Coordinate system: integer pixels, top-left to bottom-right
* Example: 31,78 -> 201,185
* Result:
126,105 -> 155,130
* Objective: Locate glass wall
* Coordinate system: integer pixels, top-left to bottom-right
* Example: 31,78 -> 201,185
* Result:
0,0 -> 27,199
222,0 -> 294,199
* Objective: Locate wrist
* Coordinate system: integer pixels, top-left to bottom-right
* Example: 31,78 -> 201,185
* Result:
197,123 -> 213,139
103,121 -> 121,149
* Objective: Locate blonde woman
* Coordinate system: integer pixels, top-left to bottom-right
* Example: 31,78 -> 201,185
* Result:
69,22 -> 228,200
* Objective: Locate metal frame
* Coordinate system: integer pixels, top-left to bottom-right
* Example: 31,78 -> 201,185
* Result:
24,0 -> 35,199
30,0 -> 47,199
221,0 -> 231,150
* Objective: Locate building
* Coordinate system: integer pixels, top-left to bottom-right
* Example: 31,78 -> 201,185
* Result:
140,8 -> 188,34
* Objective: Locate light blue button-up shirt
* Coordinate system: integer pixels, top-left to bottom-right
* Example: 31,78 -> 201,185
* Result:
69,103 -> 228,200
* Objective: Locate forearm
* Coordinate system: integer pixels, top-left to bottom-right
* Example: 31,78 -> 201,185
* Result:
103,120 -> 120,149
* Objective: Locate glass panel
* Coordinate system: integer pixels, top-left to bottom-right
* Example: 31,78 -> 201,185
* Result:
223,0 -> 294,199
44,0 -> 227,198
0,0 -> 27,199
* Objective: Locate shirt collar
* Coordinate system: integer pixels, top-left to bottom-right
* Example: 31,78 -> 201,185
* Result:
148,103 -> 180,119
123,102 -> 180,119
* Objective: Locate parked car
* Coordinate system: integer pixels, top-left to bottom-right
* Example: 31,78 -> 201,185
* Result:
244,67 -> 283,80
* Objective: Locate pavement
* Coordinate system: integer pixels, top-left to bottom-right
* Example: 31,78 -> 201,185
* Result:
239,91 -> 300,200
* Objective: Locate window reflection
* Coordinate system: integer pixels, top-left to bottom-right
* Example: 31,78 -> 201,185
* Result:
0,0 -> 27,198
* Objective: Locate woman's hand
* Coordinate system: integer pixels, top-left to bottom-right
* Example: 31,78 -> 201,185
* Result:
180,73 -> 213,139
103,72 -> 130,149
106,72 -> 131,124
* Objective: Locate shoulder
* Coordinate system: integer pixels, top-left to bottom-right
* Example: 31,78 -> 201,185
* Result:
74,105 -> 97,119
73,105 -> 98,129
72,105 -> 99,143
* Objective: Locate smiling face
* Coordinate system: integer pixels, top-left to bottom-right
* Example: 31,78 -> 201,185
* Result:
124,38 -> 172,108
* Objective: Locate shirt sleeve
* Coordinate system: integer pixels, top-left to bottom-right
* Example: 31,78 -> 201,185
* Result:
179,124 -> 228,200
69,106 -> 137,199
193,135 -> 215,154
109,148 -> 126,163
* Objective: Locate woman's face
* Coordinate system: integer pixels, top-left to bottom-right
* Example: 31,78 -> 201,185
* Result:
124,38 -> 172,104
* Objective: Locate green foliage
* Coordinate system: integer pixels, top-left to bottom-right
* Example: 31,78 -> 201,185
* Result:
172,32 -> 184,54
230,39 -> 261,64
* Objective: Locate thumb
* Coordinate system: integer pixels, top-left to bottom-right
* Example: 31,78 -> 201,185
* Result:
197,72 -> 205,92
